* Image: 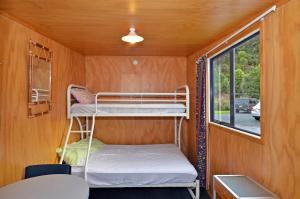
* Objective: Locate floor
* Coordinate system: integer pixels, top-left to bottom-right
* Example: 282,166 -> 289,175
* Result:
89,187 -> 210,199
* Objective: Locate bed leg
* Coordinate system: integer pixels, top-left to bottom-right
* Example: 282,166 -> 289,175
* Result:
177,117 -> 184,150
195,180 -> 200,199
188,180 -> 200,199
84,114 -> 96,180
75,116 -> 84,139
85,116 -> 89,137
59,116 -> 74,164
174,117 -> 178,146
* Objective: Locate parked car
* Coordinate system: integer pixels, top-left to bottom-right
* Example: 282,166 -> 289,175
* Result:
251,102 -> 260,120
235,98 -> 258,113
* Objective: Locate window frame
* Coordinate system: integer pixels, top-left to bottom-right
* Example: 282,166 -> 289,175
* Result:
209,31 -> 261,137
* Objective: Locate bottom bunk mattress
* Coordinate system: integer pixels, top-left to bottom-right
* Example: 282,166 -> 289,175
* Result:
71,144 -> 197,186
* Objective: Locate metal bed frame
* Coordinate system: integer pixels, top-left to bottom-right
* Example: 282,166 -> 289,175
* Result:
59,84 -> 199,199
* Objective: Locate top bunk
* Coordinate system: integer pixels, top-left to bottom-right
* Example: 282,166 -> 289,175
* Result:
67,84 -> 189,119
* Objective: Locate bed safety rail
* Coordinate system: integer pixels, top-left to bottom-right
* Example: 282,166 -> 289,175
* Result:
175,85 -> 189,119
67,84 -> 190,119
94,85 -> 189,118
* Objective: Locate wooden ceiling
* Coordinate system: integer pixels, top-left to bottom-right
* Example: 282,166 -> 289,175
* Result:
0,0 -> 277,56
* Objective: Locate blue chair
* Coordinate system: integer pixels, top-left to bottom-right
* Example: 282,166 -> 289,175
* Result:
24,164 -> 71,179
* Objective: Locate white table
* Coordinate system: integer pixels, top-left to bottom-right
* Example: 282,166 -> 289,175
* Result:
213,175 -> 278,199
0,174 -> 89,199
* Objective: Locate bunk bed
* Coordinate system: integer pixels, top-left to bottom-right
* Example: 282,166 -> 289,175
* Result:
59,84 -> 199,199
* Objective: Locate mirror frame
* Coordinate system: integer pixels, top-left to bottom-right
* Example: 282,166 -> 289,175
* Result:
28,40 -> 52,118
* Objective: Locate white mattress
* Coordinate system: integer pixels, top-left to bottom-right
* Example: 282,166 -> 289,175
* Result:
71,144 -> 197,186
70,103 -> 186,116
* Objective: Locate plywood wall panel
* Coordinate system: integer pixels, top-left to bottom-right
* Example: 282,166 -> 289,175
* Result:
186,55 -> 197,165
187,0 -> 300,198
0,15 -> 85,186
86,56 -> 187,92
85,56 -> 189,154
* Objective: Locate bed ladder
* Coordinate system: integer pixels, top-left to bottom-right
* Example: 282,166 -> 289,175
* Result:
59,115 -> 96,180
174,116 -> 185,149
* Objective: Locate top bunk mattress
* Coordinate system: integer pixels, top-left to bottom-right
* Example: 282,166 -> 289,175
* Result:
70,103 -> 186,116
71,144 -> 197,186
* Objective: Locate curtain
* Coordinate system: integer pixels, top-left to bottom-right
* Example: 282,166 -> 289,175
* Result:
196,56 -> 207,188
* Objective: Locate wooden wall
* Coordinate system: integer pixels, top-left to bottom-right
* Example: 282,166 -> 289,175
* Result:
85,56 -> 189,154
0,15 -> 85,186
186,55 -> 198,165
187,0 -> 300,198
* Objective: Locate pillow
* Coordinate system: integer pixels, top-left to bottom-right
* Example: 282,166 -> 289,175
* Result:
56,137 -> 104,166
71,88 -> 95,104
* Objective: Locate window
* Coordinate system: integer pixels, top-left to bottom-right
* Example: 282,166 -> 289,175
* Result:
210,32 -> 261,136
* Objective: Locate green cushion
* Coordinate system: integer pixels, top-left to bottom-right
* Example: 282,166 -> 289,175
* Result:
56,137 -> 104,166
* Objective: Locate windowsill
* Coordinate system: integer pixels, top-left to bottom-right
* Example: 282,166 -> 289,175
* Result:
209,122 -> 264,144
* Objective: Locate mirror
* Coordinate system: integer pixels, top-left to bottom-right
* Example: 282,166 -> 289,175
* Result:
28,40 -> 52,118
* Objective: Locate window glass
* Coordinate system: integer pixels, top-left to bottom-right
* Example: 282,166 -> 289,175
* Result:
210,32 -> 261,136
213,52 -> 230,124
234,34 -> 260,134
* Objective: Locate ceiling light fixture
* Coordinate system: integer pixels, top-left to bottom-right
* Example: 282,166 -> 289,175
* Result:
121,28 -> 144,44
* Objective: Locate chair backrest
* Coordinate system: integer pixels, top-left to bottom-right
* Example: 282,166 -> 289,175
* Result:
24,164 -> 71,179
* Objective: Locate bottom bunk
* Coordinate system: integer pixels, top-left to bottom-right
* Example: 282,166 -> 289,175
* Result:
57,141 -> 199,199
71,144 -> 197,186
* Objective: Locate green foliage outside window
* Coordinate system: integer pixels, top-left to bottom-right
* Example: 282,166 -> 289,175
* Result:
212,34 -> 260,111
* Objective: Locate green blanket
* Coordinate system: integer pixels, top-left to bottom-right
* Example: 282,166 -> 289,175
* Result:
56,137 -> 104,165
